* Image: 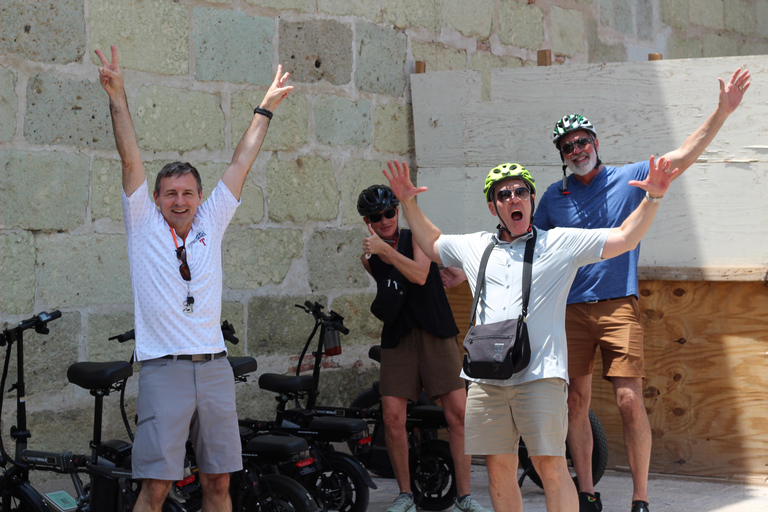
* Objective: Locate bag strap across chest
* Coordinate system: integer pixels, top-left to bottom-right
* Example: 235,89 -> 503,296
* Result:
468,228 -> 537,328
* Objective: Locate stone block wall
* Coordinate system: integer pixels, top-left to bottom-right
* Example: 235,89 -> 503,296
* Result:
1,0 -> 767,467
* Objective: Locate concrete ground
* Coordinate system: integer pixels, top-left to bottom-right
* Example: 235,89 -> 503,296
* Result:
368,464 -> 768,512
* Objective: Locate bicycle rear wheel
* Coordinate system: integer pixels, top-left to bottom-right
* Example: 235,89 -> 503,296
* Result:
0,478 -> 47,511
234,472 -> 319,512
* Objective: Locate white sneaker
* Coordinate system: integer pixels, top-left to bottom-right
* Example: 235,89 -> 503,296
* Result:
387,493 -> 416,512
454,494 -> 492,512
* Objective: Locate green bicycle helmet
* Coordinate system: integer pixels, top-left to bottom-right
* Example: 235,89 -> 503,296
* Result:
552,114 -> 597,148
483,163 -> 536,202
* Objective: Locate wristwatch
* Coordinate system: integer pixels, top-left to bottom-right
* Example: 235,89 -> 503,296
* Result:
645,191 -> 663,203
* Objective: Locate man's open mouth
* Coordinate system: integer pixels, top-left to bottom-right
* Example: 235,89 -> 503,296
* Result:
511,209 -> 523,221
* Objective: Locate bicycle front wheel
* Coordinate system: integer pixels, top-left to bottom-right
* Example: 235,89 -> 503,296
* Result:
0,478 -> 48,512
235,472 -> 319,512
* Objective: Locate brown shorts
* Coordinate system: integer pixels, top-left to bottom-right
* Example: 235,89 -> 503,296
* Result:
379,327 -> 465,403
566,296 -> 645,381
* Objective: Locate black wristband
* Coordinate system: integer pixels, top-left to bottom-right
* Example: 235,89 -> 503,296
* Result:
253,106 -> 273,119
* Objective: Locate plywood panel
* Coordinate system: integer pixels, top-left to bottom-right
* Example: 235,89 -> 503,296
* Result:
411,55 -> 768,278
445,281 -> 768,479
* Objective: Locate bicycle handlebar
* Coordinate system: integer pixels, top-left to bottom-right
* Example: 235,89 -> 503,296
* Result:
0,310 -> 62,346
107,322 -> 239,345
295,302 -> 349,335
108,329 -> 135,343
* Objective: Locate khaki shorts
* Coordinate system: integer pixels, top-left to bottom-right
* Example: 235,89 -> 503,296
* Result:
566,296 -> 645,381
133,357 -> 243,480
464,378 -> 568,456
379,327 -> 464,403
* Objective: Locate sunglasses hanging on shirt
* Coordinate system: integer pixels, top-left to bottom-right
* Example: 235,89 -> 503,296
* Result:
171,228 -> 195,315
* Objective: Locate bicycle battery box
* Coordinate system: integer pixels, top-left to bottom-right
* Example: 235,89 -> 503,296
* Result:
96,438 -> 132,468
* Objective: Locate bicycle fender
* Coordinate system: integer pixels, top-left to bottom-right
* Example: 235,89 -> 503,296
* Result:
321,450 -> 377,489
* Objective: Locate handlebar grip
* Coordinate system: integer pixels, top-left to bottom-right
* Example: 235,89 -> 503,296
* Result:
47,310 -> 62,321
338,325 -> 350,335
108,329 -> 136,343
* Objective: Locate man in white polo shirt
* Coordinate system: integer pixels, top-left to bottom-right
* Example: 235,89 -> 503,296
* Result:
381,156 -> 676,512
96,45 -> 293,512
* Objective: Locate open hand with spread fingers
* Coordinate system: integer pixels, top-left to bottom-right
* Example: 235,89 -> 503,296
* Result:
629,155 -> 679,199
382,160 -> 427,203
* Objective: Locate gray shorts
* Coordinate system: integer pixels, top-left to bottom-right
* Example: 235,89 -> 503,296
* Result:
464,378 -> 568,457
132,357 -> 243,480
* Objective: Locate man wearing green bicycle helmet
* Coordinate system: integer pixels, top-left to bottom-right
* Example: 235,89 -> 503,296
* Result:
535,68 -> 751,512
383,155 -> 678,512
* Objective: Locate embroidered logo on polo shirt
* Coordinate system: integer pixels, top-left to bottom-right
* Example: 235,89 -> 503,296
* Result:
194,230 -> 208,246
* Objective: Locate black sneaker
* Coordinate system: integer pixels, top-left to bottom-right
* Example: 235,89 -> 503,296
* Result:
631,500 -> 650,512
579,492 -> 602,512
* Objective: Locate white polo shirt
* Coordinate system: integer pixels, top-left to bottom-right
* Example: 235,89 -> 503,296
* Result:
123,179 -> 239,361
438,227 -> 609,386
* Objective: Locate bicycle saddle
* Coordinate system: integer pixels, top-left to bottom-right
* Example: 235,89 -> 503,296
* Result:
368,345 -> 381,363
259,373 -> 316,394
228,356 -> 257,378
67,361 -> 133,390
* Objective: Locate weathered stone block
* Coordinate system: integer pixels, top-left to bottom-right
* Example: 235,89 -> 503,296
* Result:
384,0 -> 441,32
278,20 -> 353,85
339,160 -> 389,226
0,0 -> 85,64
587,19 -> 627,63
724,0 -> 757,36
319,0 -> 382,21
247,294 -> 325,356
330,293 -> 381,347
758,1 -> 768,33
637,0 -> 654,40
0,150 -> 88,230
374,103 -> 413,155
702,33 -> 738,57
87,311 -> 136,362
23,312 -> 82,395
25,73 -> 113,149
232,90 -> 308,152
614,0 -> 635,37
317,367 -> 375,408
91,157 -> 124,222
0,232 -> 35,314
470,52 -> 523,101
666,35 -> 703,59
235,380 -> 278,421
307,229 -> 369,291
599,0 -> 612,27
89,0 -> 188,75
551,6 -> 585,57
740,39 -> 768,56
194,8 -> 274,84
223,228 -> 303,289
222,301 -> 246,357
134,86 -> 225,152
0,68 -> 16,142
244,0 -> 315,13
690,0 -> 725,29
443,0 -> 494,39
497,0 -> 545,50
313,95 -> 372,147
266,156 -> 339,222
37,234 -> 131,308
355,22 -> 407,97
28,407 -> 92,454
411,43 -> 467,72
660,0 -> 690,31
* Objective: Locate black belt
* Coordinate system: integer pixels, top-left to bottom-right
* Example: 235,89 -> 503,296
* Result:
583,296 -> 630,304
162,351 -> 226,362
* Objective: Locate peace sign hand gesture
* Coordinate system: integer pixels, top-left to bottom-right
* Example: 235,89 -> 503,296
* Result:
94,45 -> 124,98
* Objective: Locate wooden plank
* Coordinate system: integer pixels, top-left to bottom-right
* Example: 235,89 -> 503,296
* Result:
445,280 -> 768,479
411,56 -> 768,277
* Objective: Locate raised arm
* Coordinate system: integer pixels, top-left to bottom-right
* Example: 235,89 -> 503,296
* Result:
602,155 -> 678,259
662,68 -> 750,176
96,45 -> 145,196
221,65 -> 294,200
383,161 -> 444,265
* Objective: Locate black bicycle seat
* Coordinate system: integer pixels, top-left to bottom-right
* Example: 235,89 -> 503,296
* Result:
67,361 -> 133,390
368,345 -> 381,363
245,434 -> 309,455
228,356 -> 257,378
259,373 -> 316,394
409,405 -> 446,422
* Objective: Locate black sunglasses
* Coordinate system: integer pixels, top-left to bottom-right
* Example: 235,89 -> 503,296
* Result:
368,208 -> 397,223
561,137 -> 592,155
496,188 -> 531,202
176,246 -> 191,282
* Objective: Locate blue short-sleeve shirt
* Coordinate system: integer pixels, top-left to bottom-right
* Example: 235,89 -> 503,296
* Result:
534,161 -> 649,303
